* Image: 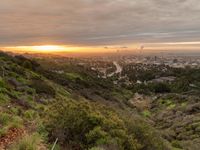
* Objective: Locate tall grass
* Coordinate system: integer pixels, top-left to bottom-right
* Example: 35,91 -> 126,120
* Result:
0,113 -> 23,137
10,133 -> 41,150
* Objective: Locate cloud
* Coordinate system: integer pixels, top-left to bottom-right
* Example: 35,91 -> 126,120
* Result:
0,0 -> 200,46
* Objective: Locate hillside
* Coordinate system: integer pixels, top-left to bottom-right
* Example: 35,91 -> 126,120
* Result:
0,52 -> 200,150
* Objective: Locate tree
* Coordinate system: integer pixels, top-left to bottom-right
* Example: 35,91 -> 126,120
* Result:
23,60 -> 32,70
150,83 -> 171,93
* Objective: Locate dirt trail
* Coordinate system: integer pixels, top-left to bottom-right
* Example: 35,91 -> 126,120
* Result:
0,127 -> 48,150
0,128 -> 25,149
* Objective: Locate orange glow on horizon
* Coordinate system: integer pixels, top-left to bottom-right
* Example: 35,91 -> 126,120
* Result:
1,45 -> 118,53
3,45 -> 70,53
30,45 -> 66,52
1,41 -> 200,54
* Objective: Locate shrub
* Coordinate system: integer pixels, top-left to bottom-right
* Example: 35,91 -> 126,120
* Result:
171,140 -> 182,149
9,107 -> 20,115
10,65 -> 26,76
171,77 -> 190,93
44,100 -> 141,150
14,55 -> 40,71
0,93 -> 10,104
0,113 -> 11,126
30,79 -> 55,97
24,110 -> 39,121
142,110 -> 151,118
150,82 -> 171,93
125,117 -> 170,150
0,128 -> 7,137
0,77 -> 6,88
23,60 -> 33,70
0,113 -> 23,137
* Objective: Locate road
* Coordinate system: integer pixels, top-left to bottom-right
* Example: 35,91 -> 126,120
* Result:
107,61 -> 122,77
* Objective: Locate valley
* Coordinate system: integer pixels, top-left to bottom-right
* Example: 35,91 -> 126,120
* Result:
0,51 -> 200,149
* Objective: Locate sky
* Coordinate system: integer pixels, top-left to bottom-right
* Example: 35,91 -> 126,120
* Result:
1,0 -> 200,52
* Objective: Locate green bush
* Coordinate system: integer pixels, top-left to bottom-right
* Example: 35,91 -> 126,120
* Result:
0,113 -> 23,137
171,77 -> 190,93
171,140 -> 182,149
10,65 -> 26,76
0,93 -> 10,104
124,117 -> 170,150
23,60 -> 33,70
0,77 -> 6,88
30,79 -> 55,97
24,110 -> 39,121
0,113 -> 11,126
142,110 -> 151,118
44,100 -> 141,150
150,82 -> 171,93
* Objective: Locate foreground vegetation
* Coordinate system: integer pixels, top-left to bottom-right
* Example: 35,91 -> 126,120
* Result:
1,52 -> 200,149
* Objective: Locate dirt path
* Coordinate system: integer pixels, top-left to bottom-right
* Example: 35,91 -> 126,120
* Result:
0,127 -> 48,150
0,128 -> 25,149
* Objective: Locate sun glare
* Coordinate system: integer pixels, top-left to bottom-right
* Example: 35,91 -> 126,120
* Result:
30,45 -> 67,52
3,45 -> 112,53
3,45 -> 69,53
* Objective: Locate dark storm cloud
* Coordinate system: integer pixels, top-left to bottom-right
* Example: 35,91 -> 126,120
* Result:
0,0 -> 200,46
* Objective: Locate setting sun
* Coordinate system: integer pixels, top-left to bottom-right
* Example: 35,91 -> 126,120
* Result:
30,45 -> 66,52
3,45 -> 72,53
2,45 -> 115,53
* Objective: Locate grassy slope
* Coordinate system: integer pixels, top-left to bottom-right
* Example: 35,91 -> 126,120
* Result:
0,53 -> 172,150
